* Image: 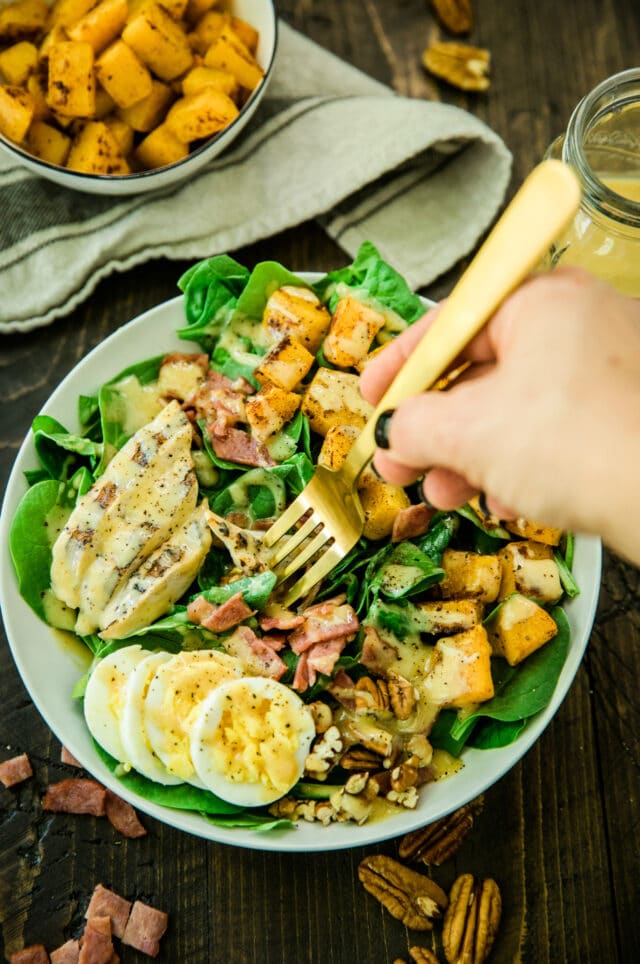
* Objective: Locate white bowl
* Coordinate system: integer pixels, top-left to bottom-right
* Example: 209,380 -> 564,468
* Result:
0,286 -> 602,852
0,0 -> 277,195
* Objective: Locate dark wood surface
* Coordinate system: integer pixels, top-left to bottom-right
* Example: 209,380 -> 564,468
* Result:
2,1 -> 640,961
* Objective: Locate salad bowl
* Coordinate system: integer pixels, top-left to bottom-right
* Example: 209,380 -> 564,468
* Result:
0,263 -> 602,853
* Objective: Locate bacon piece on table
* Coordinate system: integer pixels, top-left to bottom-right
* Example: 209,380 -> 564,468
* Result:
122,901 -> 169,958
0,752 -> 33,788
50,940 -> 80,964
104,791 -> 147,839
78,916 -> 114,964
60,746 -> 83,768
43,779 -> 107,817
85,884 -> 132,940
10,947 -> 50,964
391,503 -> 434,543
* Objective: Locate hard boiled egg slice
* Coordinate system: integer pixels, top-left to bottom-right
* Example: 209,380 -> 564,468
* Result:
143,649 -> 243,786
83,644 -> 148,762
190,677 -> 316,806
120,651 -> 183,785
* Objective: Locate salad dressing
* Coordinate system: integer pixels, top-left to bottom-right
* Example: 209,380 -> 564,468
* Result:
111,374 -> 165,436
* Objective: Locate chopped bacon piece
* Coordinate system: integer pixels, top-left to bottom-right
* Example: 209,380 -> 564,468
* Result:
105,791 -> 147,839
200,591 -> 254,632
122,901 -> 168,958
78,917 -> 114,964
50,940 -> 80,964
360,625 -> 400,677
0,752 -> 33,788
327,670 -> 357,711
288,601 -> 359,654
223,626 -> 287,680
85,885 -> 132,940
10,947 -> 49,964
188,369 -> 248,434
259,613 -> 305,632
306,637 -> 348,677
210,426 -> 276,467
260,632 -> 286,651
292,651 -> 314,694
186,595 -> 216,624
43,779 -> 107,817
60,747 -> 83,768
391,503 -> 434,543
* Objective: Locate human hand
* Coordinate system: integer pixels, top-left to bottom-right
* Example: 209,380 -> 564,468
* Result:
359,267 -> 640,564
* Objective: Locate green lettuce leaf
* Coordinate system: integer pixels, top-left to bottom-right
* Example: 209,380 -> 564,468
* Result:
177,254 -> 250,349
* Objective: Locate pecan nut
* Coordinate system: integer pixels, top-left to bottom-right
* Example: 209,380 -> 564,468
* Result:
358,855 -> 448,931
409,948 -> 440,964
399,798 -> 482,866
431,0 -> 473,34
340,746 -> 385,771
442,874 -> 501,964
387,672 -> 416,720
422,42 -> 490,91
355,676 -> 391,713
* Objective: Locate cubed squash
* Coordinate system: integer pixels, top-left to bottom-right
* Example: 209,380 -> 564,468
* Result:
122,2 -> 193,81
357,467 -> 411,541
26,118 -> 71,164
0,40 -> 38,85
187,9 -> 229,55
0,83 -> 34,141
254,334 -> 315,392
67,0 -> 129,54
245,384 -> 301,442
95,40 -> 153,109
103,114 -> 133,154
422,624 -> 495,708
181,64 -> 238,98
262,285 -> 332,354
498,540 -> 563,604
318,424 -> 359,471
47,40 -> 95,117
164,85 -> 238,142
93,84 -> 116,118
134,121 -> 188,168
322,296 -> 386,369
230,15 -> 259,54
185,0 -> 219,25
302,368 -> 373,437
204,23 -> 263,91
157,353 -> 208,401
504,518 -> 563,546
118,77 -> 172,131
38,24 -> 68,66
436,549 -> 502,603
26,72 -> 50,120
467,494 -> 509,535
416,599 -> 483,636
161,0 -> 189,20
48,0 -> 97,29
486,593 -> 558,666
0,0 -> 48,40
66,120 -> 130,173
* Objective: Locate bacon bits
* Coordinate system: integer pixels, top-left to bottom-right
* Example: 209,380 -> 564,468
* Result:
50,940 -> 80,964
122,901 -> 169,958
60,746 -> 83,768
85,885 -> 132,941
10,947 -> 50,964
78,916 -> 115,964
43,779 -> 107,817
104,791 -> 147,839
0,752 -> 33,788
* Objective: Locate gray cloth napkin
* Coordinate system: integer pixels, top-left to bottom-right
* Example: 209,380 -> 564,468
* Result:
0,21 -> 511,334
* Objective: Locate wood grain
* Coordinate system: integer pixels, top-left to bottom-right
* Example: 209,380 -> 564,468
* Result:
2,1 -> 640,961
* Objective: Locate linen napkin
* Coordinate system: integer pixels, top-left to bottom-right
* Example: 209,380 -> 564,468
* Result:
0,20 -> 511,334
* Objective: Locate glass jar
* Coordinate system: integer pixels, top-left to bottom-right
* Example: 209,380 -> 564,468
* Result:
544,68 -> 640,296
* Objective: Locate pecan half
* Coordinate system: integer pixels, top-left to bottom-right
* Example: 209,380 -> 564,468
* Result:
355,676 -> 391,713
387,673 -> 416,720
340,746 -> 385,771
399,799 -> 482,866
358,855 -> 448,931
442,874 -> 501,964
409,949 -> 440,964
431,0 -> 473,34
422,42 -> 490,91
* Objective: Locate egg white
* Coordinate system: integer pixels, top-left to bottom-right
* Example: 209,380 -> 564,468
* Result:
190,677 -> 316,806
83,644 -> 148,762
120,650 -> 183,785
143,649 -> 243,786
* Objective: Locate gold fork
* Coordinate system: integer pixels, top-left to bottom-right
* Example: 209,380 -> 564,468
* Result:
263,160 -> 581,607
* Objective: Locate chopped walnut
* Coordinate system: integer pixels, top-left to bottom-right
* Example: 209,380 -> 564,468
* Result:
387,786 -> 419,809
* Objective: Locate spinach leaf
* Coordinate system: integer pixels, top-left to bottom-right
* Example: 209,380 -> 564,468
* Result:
312,241 -> 425,324
96,357 -> 164,472
416,512 -> 460,563
203,813 -> 294,831
455,503 -> 511,541
209,345 -> 262,387
369,540 -> 444,600
554,548 -> 580,598
177,254 -> 250,349
200,570 -> 277,611
468,718 -> 527,749
32,415 -> 101,481
233,261 -> 308,322
429,709 -> 473,757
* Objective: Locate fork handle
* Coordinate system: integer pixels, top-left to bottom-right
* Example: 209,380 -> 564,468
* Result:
340,159 -> 582,485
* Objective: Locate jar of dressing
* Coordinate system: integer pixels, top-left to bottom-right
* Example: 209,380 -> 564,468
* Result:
544,68 -> 640,296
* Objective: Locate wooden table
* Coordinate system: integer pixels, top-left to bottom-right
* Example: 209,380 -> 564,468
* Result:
1,1 -> 639,961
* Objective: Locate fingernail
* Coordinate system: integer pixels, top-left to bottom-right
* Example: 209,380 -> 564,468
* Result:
478,492 -> 490,516
370,461 -> 384,481
414,477 -> 435,509
374,409 -> 395,449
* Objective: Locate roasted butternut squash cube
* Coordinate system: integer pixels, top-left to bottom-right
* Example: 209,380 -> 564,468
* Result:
93,83 -> 115,118
161,0 -> 189,20
38,25 -> 68,66
48,0 -> 96,29
416,599 -> 483,635
504,518 -> 563,546
254,334 -> 314,392
164,85 -> 238,142
26,118 -> 71,164
181,64 -> 238,98
123,2 -> 193,81
436,549 -> 502,603
302,368 -> 373,436
47,40 -> 95,117
103,114 -> 133,154
0,40 -> 37,85
66,120 -> 130,173
118,78 -> 172,131
185,0 -> 219,25
318,424 -> 359,471
357,467 -> 410,541
134,121 -> 188,168
0,83 -> 34,141
187,9 -> 229,55
95,40 -> 153,109
26,72 -> 50,120
245,384 -> 301,442
262,285 -> 332,354
422,625 -> 495,708
0,0 -> 48,40
230,15 -> 259,54
322,296 -> 386,369
498,540 -> 563,604
467,493 -> 508,535
204,24 -> 263,91
67,0 -> 129,54
486,593 -> 558,666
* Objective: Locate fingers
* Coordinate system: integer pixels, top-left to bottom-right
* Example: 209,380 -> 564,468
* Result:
420,469 -> 478,510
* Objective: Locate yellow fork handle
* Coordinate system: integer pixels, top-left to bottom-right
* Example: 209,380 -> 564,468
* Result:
340,159 -> 582,486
